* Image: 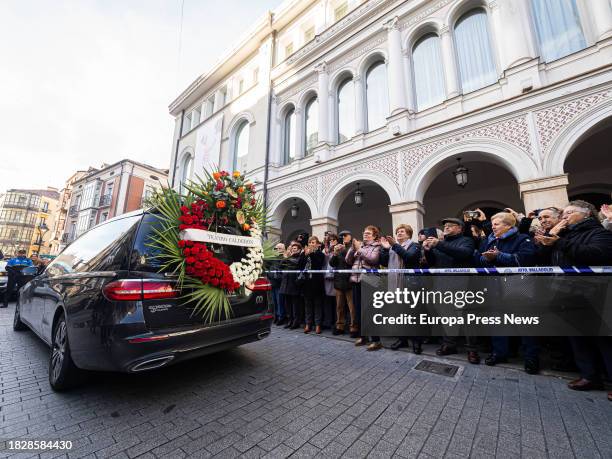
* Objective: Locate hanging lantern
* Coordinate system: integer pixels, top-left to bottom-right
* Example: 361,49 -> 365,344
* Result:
290,199 -> 299,218
354,182 -> 364,207
453,157 -> 469,188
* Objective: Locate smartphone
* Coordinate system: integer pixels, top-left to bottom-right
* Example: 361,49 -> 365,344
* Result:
423,227 -> 438,238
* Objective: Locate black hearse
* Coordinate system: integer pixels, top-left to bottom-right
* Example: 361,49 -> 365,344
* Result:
13,210 -> 272,390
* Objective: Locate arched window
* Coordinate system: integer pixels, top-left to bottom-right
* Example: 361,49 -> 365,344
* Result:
304,97 -> 318,156
365,61 -> 389,131
337,78 -> 355,143
412,34 -> 445,110
454,9 -> 497,93
180,154 -> 193,194
531,0 -> 586,62
283,107 -> 296,164
233,120 -> 249,170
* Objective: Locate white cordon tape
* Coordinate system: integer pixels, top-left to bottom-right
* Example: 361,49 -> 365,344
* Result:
180,228 -> 261,248
265,266 -> 612,275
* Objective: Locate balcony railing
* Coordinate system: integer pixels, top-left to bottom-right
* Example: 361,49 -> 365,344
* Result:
0,219 -> 35,228
1,201 -> 38,211
68,205 -> 78,217
99,194 -> 112,207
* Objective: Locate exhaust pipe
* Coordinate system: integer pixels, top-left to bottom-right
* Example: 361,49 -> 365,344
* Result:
131,355 -> 174,372
257,331 -> 270,340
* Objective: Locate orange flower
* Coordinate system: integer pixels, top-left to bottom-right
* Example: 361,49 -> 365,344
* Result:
242,223 -> 250,231
213,172 -> 221,180
232,171 -> 241,178
237,186 -> 245,194
215,200 -> 226,209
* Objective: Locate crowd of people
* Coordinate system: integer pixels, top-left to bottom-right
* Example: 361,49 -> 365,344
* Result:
268,200 -> 612,402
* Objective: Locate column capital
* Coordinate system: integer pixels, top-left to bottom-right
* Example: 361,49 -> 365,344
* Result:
310,216 -> 339,227
487,0 -> 500,10
382,16 -> 399,32
314,61 -> 328,74
518,174 -> 569,194
353,74 -> 362,83
388,201 -> 425,215
439,25 -> 450,35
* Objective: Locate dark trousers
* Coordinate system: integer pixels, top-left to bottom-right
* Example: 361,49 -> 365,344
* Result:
323,295 -> 335,328
351,281 -> 379,342
492,336 -> 539,361
272,287 -> 285,320
443,336 -> 479,352
570,337 -> 612,382
3,273 -> 18,307
304,295 -> 323,326
284,295 -> 303,326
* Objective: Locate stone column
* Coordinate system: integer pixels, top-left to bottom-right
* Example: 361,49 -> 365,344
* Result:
588,0 -> 612,41
354,75 -> 365,134
492,0 -> 536,70
388,201 -> 425,240
383,16 -> 408,115
294,108 -> 304,160
269,95 -> 280,166
402,49 -> 416,112
310,217 -> 339,241
519,175 -> 570,212
440,26 -> 460,99
315,62 -> 330,144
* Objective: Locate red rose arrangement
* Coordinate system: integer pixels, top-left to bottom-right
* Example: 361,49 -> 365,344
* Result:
178,240 -> 239,291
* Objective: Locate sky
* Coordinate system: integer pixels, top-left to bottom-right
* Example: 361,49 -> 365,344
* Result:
0,0 -> 281,194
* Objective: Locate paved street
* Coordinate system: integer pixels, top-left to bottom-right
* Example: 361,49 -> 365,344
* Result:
1,302 -> 611,459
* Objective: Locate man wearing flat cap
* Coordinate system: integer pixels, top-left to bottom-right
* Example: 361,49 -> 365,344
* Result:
423,217 -> 477,360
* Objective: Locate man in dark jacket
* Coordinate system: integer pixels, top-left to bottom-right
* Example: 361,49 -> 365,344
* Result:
536,201 -> 612,401
475,212 -> 539,373
424,218 -> 477,359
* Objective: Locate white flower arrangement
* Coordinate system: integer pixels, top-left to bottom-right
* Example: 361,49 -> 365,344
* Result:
230,225 -> 265,286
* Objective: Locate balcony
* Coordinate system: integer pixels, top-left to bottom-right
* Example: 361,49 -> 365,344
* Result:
2,201 -> 38,211
0,219 -> 35,228
68,205 -> 78,217
99,194 -> 112,207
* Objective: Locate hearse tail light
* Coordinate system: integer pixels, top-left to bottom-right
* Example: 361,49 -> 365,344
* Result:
252,277 -> 272,291
103,279 -> 179,301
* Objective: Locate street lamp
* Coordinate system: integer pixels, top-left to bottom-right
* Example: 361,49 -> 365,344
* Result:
290,199 -> 299,219
453,158 -> 469,188
35,222 -> 49,255
354,183 -> 364,207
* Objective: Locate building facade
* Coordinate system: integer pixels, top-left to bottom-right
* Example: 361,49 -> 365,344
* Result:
0,188 -> 60,257
62,160 -> 168,246
168,0 -> 612,243
48,170 -> 88,255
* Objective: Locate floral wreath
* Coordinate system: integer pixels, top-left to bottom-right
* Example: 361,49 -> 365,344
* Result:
147,169 -> 277,322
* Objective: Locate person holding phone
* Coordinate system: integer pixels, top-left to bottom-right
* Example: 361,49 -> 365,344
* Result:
423,218 -> 477,360
298,236 -> 326,334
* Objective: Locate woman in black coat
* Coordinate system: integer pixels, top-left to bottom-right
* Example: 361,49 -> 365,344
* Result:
298,236 -> 326,334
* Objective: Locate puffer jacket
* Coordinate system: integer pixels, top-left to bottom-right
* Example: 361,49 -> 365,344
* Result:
345,241 -> 381,283
548,218 -> 612,266
475,227 -> 536,267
